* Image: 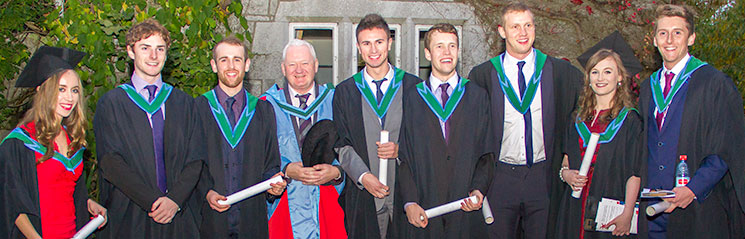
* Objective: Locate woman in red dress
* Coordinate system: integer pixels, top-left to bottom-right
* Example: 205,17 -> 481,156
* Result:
0,46 -> 107,239
556,49 -> 643,239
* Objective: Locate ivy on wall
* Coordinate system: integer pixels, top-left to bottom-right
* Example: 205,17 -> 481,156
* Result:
1,0 -> 250,199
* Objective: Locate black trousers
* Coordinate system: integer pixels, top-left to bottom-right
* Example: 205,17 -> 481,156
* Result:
487,161 -> 549,239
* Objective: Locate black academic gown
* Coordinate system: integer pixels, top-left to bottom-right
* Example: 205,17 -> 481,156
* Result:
555,111 -> 644,239
93,85 -> 204,238
467,55 -> 583,238
638,65 -> 745,239
194,93 -> 281,239
0,139 -> 89,238
394,80 -> 495,239
333,72 -> 420,239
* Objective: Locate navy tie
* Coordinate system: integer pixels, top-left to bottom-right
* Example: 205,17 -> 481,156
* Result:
296,93 -> 312,144
226,96 -> 236,126
145,85 -> 167,193
517,61 -> 534,167
439,83 -> 450,144
373,78 -> 387,127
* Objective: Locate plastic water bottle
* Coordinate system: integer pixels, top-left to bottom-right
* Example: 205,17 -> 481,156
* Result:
676,155 -> 690,187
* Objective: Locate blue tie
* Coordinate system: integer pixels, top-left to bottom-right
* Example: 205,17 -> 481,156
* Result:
145,85 -> 167,193
373,78 -> 387,127
517,61 -> 534,167
225,96 -> 236,126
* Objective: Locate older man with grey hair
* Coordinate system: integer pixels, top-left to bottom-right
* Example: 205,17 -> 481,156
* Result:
262,39 -> 347,238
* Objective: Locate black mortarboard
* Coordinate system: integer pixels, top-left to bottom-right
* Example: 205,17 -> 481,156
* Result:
15,46 -> 87,88
578,31 -> 643,77
301,119 -> 338,167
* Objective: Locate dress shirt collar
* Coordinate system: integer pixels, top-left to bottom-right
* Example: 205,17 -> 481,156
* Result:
663,54 -> 690,77
131,72 -> 163,95
363,63 -> 395,93
288,82 -> 316,106
503,48 -> 536,69
428,72 -> 460,94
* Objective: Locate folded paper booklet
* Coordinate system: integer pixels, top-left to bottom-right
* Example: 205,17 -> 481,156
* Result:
640,188 -> 676,198
595,198 -> 638,234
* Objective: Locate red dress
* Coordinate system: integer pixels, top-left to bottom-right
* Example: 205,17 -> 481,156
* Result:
21,122 -> 83,239
578,110 -> 610,239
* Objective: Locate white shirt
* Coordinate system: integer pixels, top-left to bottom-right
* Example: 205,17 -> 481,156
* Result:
658,54 -> 690,127
499,49 -> 546,165
429,72 -> 460,138
362,63 -> 395,125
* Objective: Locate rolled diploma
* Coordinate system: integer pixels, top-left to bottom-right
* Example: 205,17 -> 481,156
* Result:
379,130 -> 389,186
71,214 -> 105,239
572,133 -> 601,198
482,197 -> 494,224
218,176 -> 284,205
420,195 -> 479,220
646,201 -> 672,216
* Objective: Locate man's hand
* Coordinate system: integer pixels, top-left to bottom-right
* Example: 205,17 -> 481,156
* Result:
562,169 -> 588,191
603,211 -> 633,236
87,199 -> 108,228
267,172 -> 288,195
305,164 -> 340,185
361,173 -> 389,198
149,196 -> 179,224
461,190 -> 484,212
405,203 -> 428,228
664,186 -> 696,213
376,142 -> 398,159
285,162 -> 321,184
206,190 -> 230,212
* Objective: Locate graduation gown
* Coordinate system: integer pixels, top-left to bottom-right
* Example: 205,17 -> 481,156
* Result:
263,83 -> 346,239
638,63 -> 745,239
467,53 -> 583,238
333,71 -> 420,239
555,109 -> 644,239
194,89 -> 281,239
93,84 -> 204,238
0,131 -> 88,238
394,79 -> 495,239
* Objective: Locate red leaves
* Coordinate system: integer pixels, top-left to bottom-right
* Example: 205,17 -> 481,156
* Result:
586,6 -> 593,15
571,0 -> 583,5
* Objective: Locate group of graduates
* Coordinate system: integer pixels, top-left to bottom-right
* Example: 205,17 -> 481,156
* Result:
1,1 -> 744,239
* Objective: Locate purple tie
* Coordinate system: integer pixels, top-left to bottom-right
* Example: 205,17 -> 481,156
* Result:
656,72 -> 675,130
517,61 -> 534,167
145,85 -> 167,194
439,83 -> 450,144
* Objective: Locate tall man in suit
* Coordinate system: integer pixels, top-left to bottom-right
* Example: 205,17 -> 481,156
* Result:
467,3 -> 583,238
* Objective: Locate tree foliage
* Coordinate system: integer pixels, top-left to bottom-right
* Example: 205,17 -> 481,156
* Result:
1,0 -> 250,198
689,0 -> 744,93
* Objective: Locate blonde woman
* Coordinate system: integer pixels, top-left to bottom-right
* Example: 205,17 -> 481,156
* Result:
0,46 -> 106,239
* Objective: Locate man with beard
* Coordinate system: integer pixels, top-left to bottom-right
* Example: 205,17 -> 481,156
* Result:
195,36 -> 287,239
467,2 -> 583,238
263,39 -> 346,239
334,13 -> 421,239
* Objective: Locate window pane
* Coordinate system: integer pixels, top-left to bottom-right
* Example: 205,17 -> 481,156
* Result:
295,29 -> 333,86
418,30 -> 432,81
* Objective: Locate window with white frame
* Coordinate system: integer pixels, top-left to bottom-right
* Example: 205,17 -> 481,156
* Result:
289,23 -> 339,85
415,24 -> 463,81
352,23 -> 401,73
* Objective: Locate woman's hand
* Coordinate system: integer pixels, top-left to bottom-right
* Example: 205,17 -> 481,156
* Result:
562,169 -> 587,191
87,199 -> 108,228
603,210 -> 633,236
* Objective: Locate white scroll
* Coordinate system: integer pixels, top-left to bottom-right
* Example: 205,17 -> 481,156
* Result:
482,197 -> 494,224
379,130 -> 389,186
420,195 -> 479,220
572,133 -> 601,198
218,176 -> 284,205
646,201 -> 672,216
71,214 -> 105,239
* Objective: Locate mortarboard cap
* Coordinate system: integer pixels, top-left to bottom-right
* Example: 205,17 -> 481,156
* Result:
301,119 -> 338,167
15,46 -> 87,88
577,31 -> 643,77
